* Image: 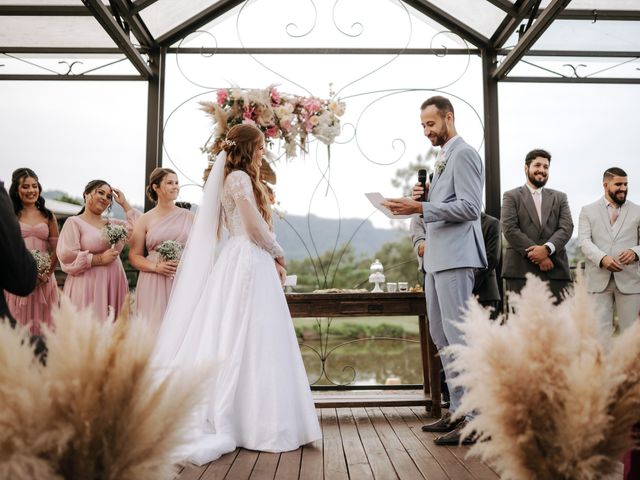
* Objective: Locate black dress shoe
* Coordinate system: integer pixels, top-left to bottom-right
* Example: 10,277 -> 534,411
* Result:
421,412 -> 464,433
433,420 -> 477,446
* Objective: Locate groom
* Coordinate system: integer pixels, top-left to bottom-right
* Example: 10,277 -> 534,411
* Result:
383,96 -> 487,445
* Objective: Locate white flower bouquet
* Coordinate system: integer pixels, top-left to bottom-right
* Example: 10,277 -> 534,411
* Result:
31,250 -> 51,275
102,223 -> 128,247
155,240 -> 183,262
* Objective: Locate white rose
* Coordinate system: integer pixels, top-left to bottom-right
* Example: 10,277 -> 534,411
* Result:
329,101 -> 346,117
275,106 -> 290,118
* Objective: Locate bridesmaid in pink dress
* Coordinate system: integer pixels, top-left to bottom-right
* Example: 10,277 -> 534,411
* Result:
129,168 -> 193,333
57,180 -> 140,321
5,168 -> 59,334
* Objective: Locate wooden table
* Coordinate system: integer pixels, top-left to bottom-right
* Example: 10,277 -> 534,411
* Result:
286,292 -> 442,418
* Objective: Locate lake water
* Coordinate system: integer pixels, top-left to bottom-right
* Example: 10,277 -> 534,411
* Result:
299,339 -> 423,386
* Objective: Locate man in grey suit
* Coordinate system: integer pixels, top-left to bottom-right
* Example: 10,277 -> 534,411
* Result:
501,149 -> 573,304
412,212 -> 501,317
410,215 -> 426,280
384,96 -> 487,445
578,167 -> 640,334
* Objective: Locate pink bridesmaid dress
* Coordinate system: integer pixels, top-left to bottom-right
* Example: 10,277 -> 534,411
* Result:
57,210 -> 140,322
5,222 -> 58,335
135,207 -> 193,332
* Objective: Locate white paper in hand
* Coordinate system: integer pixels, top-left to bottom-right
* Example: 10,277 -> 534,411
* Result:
365,192 -> 416,219
284,275 -> 297,287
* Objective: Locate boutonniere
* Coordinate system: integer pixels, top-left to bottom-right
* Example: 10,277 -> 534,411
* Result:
434,158 -> 448,175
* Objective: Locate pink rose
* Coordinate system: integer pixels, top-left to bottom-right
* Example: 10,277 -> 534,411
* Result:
270,88 -> 281,105
303,98 -> 322,114
266,125 -> 279,138
304,119 -> 314,133
280,119 -> 292,132
243,105 -> 255,121
242,118 -> 256,126
216,89 -> 228,106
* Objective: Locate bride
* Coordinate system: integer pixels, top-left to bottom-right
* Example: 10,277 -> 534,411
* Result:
152,124 -> 321,465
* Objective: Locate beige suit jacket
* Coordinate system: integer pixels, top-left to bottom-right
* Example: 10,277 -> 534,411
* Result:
578,198 -> 640,294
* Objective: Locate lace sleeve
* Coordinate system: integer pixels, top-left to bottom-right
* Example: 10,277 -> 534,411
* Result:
227,171 -> 254,201
228,172 -> 284,258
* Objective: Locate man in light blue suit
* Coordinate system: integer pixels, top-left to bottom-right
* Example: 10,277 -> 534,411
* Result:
383,96 -> 487,445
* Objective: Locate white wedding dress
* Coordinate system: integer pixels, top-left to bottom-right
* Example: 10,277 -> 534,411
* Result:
152,156 -> 321,465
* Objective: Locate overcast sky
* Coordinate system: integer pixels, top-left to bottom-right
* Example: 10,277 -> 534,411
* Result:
2,0 -> 639,232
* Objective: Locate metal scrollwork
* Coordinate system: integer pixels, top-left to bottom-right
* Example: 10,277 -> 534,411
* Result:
299,317 -> 420,386
332,0 -> 364,38
284,0 -> 318,38
563,63 -> 587,78
174,30 -> 220,89
163,1 -> 482,388
332,0 -> 412,99
236,0 -> 314,96
58,61 -> 83,75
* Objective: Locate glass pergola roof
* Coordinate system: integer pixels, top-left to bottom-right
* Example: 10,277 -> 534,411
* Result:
1,0 -> 638,216
0,0 -> 638,81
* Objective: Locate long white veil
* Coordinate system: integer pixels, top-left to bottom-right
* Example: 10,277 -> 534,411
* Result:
153,152 -> 227,366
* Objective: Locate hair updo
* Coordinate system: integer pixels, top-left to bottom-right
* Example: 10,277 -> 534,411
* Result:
146,167 -> 177,203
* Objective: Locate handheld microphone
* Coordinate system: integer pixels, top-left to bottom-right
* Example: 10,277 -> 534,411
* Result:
417,169 -> 428,202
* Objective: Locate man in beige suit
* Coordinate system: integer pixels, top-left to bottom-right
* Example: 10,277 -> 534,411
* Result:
578,167 -> 640,334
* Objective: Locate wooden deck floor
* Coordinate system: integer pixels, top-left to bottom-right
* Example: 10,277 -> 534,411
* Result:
176,406 -> 625,480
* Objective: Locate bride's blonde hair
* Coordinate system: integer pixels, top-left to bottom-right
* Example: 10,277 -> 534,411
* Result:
222,124 -> 272,226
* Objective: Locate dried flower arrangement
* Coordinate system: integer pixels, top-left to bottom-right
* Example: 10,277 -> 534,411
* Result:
448,274 -> 640,480
0,297 -> 210,480
200,85 -> 345,161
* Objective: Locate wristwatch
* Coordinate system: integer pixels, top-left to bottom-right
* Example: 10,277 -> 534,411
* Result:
544,245 -> 552,255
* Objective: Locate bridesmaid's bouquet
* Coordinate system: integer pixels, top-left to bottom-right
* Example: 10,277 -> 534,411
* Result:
30,249 -> 51,275
155,240 -> 183,262
102,223 -> 128,247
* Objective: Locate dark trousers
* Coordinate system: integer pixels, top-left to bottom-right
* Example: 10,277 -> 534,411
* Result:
504,277 -> 570,306
479,299 -> 501,320
624,450 -> 640,480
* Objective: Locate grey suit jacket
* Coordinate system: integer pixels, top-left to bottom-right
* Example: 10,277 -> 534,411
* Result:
421,136 -> 487,273
578,198 -> 640,294
501,185 -> 573,280
409,215 -> 425,273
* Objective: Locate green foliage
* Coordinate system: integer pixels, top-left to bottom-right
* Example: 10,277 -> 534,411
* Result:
54,194 -> 83,206
390,148 -> 438,195
293,321 -> 412,340
372,236 -> 421,285
288,236 -> 421,292
336,323 -> 370,339
119,244 -> 138,289
287,244 -> 370,292
370,323 -> 406,338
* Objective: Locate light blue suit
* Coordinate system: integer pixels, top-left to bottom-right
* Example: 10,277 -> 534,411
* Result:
421,136 -> 487,416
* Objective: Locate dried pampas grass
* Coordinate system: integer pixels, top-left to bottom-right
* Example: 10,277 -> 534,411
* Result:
448,273 -> 640,480
0,296 -> 211,480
